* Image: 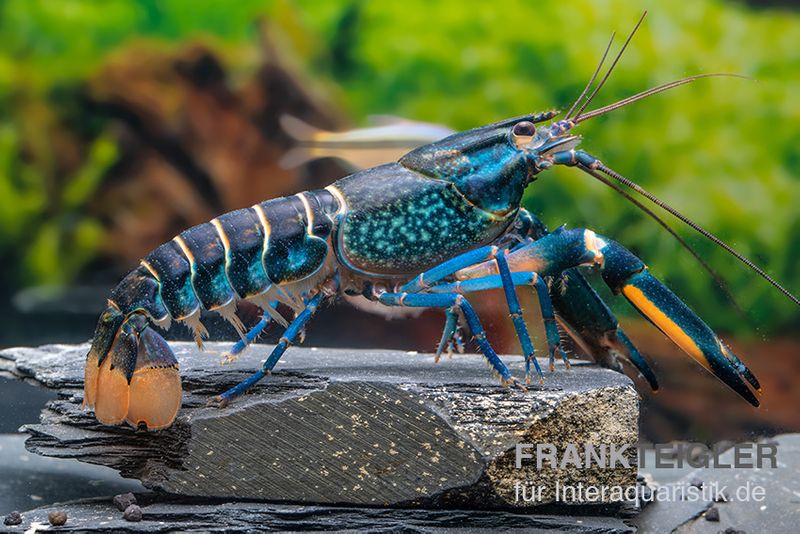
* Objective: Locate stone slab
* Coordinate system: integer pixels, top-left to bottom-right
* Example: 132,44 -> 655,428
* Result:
0,343 -> 639,509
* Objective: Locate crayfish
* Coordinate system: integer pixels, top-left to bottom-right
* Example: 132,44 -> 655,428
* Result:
84,14 -> 796,430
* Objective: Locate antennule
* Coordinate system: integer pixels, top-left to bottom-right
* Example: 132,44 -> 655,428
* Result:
573,11 -> 648,119
574,73 -> 750,124
565,32 -> 616,119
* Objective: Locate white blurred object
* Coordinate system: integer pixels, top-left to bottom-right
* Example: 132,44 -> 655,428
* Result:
280,115 -> 454,170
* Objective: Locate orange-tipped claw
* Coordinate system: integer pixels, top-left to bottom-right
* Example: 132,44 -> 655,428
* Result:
620,271 -> 760,407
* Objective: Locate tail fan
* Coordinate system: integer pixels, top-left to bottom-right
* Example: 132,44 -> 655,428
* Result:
84,309 -> 182,430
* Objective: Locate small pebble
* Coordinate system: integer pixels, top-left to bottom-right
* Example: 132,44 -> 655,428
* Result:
690,477 -> 703,488
720,528 -> 746,534
113,492 -> 137,511
123,504 -> 143,522
705,506 -> 720,522
48,510 -> 67,526
3,511 -> 22,526
714,488 -> 730,502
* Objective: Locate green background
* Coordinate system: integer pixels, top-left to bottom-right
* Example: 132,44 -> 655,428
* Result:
1,0 -> 798,335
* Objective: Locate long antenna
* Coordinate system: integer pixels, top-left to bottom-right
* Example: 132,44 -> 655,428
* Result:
573,11 -> 648,119
578,163 -> 800,306
582,166 -> 746,316
574,73 -> 748,123
565,32 -> 616,119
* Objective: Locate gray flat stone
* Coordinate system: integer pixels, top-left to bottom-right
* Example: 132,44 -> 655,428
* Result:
0,343 -> 639,509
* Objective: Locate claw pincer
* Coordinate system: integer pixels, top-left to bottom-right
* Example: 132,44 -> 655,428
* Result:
459,226 -> 760,405
602,244 -> 760,405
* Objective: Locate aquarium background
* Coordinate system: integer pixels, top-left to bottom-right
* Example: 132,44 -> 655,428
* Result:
0,0 -> 798,442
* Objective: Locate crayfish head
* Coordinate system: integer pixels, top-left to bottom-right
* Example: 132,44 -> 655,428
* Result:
515,119 -> 582,176
399,113 -> 556,217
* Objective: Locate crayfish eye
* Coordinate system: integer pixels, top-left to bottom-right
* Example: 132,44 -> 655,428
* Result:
512,121 -> 536,137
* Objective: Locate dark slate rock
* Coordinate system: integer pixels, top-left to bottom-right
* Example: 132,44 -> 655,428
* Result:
0,343 -> 638,509
4,497 -> 635,533
0,434 -> 142,516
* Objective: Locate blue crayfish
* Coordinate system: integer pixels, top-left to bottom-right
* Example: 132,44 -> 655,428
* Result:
83,15 -> 797,430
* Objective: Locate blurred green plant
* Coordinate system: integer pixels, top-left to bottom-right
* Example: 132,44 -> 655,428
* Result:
0,128 -> 114,287
0,0 -> 271,301
0,0 -> 797,335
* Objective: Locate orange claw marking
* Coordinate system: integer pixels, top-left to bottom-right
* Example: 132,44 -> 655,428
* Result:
621,283 -> 711,372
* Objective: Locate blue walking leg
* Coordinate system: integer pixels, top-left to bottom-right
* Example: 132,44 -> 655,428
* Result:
494,252 -> 542,382
220,300 -> 285,363
221,316 -> 270,364
377,292 -> 520,386
400,245 -> 502,293
399,245 -> 539,380
432,272 -> 537,293
431,270 -> 570,381
532,275 -> 571,372
210,292 -> 325,407
435,308 -> 459,361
